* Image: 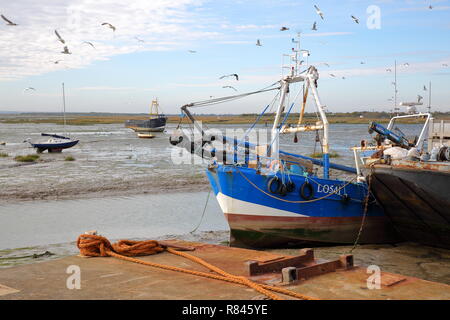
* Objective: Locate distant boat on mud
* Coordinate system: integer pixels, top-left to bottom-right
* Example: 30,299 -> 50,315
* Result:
28,133 -> 79,153
125,99 -> 167,133
27,83 -> 79,153
137,133 -> 155,139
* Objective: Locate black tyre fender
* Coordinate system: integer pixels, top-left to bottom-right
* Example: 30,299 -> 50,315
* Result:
300,181 -> 314,200
267,176 -> 282,194
286,181 -> 295,193
169,135 -> 183,146
278,183 -> 288,197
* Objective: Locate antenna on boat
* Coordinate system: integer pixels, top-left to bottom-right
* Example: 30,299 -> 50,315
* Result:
62,82 -> 67,136
394,60 -> 399,116
282,32 -> 308,78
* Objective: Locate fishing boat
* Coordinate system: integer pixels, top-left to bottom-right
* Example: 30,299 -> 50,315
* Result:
353,110 -> 450,248
27,83 -> 79,153
125,99 -> 167,132
170,36 -> 398,248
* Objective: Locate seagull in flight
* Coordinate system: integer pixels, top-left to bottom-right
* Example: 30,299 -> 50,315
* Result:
54,30 -> 65,44
342,76 -> 346,80
423,85 -> 427,91
403,62 -> 410,67
312,21 -> 317,31
280,26 -> 289,31
1,14 -> 17,26
52,60 -> 62,64
314,5 -> 324,20
443,63 -> 449,67
323,62 -> 330,67
351,15 -> 359,24
360,61 -> 365,64
222,86 -> 237,92
61,46 -> 72,54
429,5 -> 433,9
219,74 -> 239,81
386,68 -> 392,72
23,87 -> 36,92
188,50 -> 196,53
134,37 -> 145,43
417,95 -> 423,103
256,39 -> 262,46
102,22 -> 116,32
329,73 -> 336,78
82,41 -> 95,49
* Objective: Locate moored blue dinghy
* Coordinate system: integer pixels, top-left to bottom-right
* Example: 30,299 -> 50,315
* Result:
26,83 -> 79,153
29,133 -> 79,153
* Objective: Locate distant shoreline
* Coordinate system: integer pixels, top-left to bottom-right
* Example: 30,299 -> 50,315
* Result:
1,113 -> 448,125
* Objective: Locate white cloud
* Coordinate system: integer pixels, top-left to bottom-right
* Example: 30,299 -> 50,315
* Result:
0,0 -> 214,81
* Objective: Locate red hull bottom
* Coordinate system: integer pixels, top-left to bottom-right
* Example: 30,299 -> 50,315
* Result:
225,213 -> 400,248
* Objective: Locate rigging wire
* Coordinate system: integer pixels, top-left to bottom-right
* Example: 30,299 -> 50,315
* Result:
186,83 -> 281,108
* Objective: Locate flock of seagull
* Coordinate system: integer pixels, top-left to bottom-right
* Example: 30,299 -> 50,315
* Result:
1,14 -> 117,64
1,3 -> 448,99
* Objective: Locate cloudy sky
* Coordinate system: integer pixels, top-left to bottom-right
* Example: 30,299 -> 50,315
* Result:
0,0 -> 449,114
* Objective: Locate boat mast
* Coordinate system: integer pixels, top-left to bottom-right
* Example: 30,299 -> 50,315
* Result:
307,72 -> 329,179
62,82 -> 67,136
272,33 -> 302,159
270,82 -> 289,159
394,60 -> 399,116
150,98 -> 159,118
271,34 -> 330,178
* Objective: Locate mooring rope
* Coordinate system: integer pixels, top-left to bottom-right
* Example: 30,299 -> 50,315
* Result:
348,164 -> 377,253
76,234 -> 317,300
189,188 -> 212,234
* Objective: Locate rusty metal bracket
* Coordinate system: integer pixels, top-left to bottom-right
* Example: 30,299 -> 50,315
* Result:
246,248 -> 315,276
246,248 -> 354,282
296,254 -> 354,280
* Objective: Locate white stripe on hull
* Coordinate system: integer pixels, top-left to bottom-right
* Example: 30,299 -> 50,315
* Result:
215,192 -> 307,218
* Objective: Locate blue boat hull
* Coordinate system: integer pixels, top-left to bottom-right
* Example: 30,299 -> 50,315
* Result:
206,165 -> 399,248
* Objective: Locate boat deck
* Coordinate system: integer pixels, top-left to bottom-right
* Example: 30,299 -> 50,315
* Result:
1,241 -> 449,300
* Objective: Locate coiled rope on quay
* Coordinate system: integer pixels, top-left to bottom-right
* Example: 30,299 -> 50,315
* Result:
76,234 -> 318,301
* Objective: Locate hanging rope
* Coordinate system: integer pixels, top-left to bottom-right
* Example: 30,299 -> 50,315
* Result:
348,164 -> 377,253
190,189 -> 212,233
76,234 -> 317,300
